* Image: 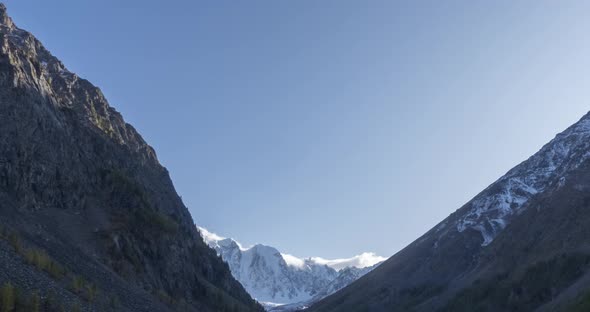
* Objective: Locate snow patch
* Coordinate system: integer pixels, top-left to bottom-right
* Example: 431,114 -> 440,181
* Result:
198,226 -> 245,250
198,226 -> 225,244
456,112 -> 590,246
310,252 -> 387,271
281,253 -> 306,269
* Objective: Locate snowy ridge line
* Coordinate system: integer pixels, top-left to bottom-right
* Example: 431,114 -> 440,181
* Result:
197,226 -> 384,309
456,112 -> 590,246
198,226 -> 385,270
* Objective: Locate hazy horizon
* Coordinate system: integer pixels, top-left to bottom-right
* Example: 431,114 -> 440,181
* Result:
5,0 -> 590,259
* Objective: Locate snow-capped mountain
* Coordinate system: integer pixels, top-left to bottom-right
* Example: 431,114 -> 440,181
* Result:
456,113 -> 590,246
263,265 -> 379,312
308,112 -> 590,312
198,227 -> 384,310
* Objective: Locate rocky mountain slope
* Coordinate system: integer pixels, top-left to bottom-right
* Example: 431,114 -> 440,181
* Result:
198,227 -> 383,310
309,113 -> 590,312
0,4 -> 262,311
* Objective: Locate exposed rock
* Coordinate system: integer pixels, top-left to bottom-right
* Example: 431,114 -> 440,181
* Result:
309,111 -> 590,311
0,3 -> 262,311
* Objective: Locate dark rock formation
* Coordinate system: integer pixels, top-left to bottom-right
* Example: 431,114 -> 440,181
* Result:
0,3 -> 262,311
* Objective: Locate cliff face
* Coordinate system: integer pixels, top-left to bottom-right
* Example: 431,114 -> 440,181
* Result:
0,4 -> 262,311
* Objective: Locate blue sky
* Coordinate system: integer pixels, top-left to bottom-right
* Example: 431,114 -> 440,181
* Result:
5,1 -> 590,259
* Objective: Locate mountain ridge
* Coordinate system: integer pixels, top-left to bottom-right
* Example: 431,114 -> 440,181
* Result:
0,4 -> 262,311
198,227 -> 383,310
199,226 -> 384,272
309,112 -> 590,311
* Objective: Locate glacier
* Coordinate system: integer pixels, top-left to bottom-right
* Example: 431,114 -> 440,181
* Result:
198,226 -> 384,310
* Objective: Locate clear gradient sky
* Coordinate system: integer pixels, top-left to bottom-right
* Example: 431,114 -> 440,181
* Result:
5,0 -> 590,259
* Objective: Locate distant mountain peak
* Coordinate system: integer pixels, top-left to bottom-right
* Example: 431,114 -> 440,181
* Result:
197,226 -> 385,271
197,226 -> 384,309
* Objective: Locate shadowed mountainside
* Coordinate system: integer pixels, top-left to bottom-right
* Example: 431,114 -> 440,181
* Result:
0,4 -> 262,311
309,112 -> 590,312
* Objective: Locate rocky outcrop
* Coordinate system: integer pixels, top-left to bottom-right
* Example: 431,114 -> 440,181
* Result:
0,3 -> 262,311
